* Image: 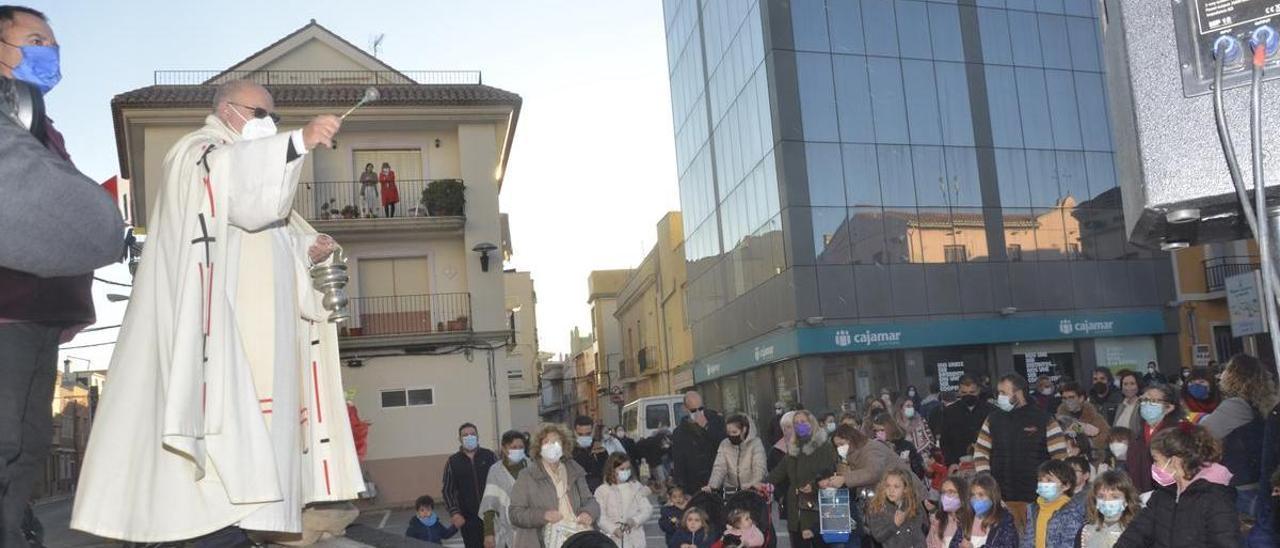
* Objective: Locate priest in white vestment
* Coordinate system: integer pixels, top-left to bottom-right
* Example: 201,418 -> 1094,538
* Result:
70,80 -> 364,543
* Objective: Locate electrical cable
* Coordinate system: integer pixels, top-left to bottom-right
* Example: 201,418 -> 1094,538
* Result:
1249,44 -> 1280,377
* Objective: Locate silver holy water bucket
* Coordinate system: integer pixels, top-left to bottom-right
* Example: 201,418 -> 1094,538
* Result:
310,246 -> 351,324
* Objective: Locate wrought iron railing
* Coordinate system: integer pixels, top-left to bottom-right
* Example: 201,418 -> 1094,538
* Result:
340,293 -> 471,338
153,70 -> 483,86
1204,256 -> 1260,292
295,179 -> 463,221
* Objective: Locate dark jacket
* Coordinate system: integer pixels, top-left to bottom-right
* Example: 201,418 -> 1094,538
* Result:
1089,386 -> 1124,424
1127,416 -> 1184,493
764,427 -> 838,532
936,400 -> 994,465
965,510 -> 1018,548
442,448 -> 499,518
0,88 -> 121,323
405,516 -> 457,543
572,444 -> 608,493
659,504 -> 685,541
980,404 -> 1056,502
671,410 -> 727,491
864,499 -> 927,548
666,528 -> 713,548
1114,479 -> 1241,548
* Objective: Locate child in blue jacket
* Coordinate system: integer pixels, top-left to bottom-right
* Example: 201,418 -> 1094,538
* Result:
406,495 -> 458,543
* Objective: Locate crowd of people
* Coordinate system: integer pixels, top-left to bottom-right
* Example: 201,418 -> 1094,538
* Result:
417,355 -> 1280,548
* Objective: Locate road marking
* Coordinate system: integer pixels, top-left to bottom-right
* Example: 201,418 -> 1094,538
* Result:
376,509 -> 391,529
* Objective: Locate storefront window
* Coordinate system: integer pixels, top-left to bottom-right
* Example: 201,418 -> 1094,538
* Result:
922,346 -> 990,392
774,361 -> 800,408
1093,336 -> 1158,374
1013,340 -> 1076,384
721,375 -> 744,415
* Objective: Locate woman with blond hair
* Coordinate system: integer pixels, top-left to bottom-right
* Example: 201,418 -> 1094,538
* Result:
508,423 -> 599,548
870,412 -> 925,479
1200,353 -> 1279,516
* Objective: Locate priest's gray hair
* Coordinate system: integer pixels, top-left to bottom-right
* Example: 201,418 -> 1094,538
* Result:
211,79 -> 266,112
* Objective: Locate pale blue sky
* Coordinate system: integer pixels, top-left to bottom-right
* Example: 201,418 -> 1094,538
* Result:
38,0 -> 680,368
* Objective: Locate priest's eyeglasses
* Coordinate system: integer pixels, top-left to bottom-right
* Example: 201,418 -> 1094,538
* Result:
227,102 -> 281,124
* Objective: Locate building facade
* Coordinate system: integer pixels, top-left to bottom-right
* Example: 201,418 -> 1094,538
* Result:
111,21 -> 522,507
1171,240 -> 1265,368
615,212 -> 696,400
587,270 -> 632,426
662,0 -> 1178,428
504,270 -> 543,434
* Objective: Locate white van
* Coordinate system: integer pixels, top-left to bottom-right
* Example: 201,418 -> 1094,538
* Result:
621,395 -> 689,440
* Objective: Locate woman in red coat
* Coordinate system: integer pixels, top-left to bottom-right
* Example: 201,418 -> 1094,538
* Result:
379,162 -> 400,218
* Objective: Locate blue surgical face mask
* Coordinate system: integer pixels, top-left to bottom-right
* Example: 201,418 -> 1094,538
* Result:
1036,481 -> 1061,502
996,394 -> 1015,412
419,512 -> 438,527
617,469 -> 632,482
461,434 -> 479,451
2,41 -> 60,94
1188,383 -> 1210,401
576,435 -> 593,449
1140,401 -> 1166,425
507,448 -> 526,463
970,498 -> 993,515
1096,498 -> 1126,520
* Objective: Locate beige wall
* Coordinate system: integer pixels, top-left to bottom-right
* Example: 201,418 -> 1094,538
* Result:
261,39 -> 368,72
363,453 -> 450,508
504,271 -> 538,395
459,124 -> 506,333
613,212 -> 692,400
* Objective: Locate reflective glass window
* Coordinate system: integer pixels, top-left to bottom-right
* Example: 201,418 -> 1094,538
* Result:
1075,72 -> 1111,151
917,207 -> 958,263
1026,149 -> 1061,207
1008,10 -> 1044,67
791,0 -> 831,52
1084,152 -> 1117,200
833,54 -> 876,143
1077,208 -> 1127,260
862,1 -> 900,57
928,3 -> 965,63
884,207 -> 923,263
897,1 -> 934,60
986,65 -> 1024,148
902,60 -> 943,145
936,62 -> 975,146
945,147 -> 983,207
1038,14 -> 1072,70
1056,151 -> 1089,205
1034,207 -> 1069,260
807,143 -> 846,206
849,207 -> 889,264
797,52 -> 839,142
1007,0 -> 1037,10
878,145 -> 918,208
951,207 -> 990,262
1045,70 -> 1083,149
912,146 -> 950,208
1002,208 -> 1040,261
813,207 -> 851,265
1037,0 -> 1066,15
978,8 -> 1014,65
844,144 -> 882,206
1064,0 -> 1094,17
995,148 -> 1033,208
868,58 -> 910,144
1066,15 -> 1100,71
1016,68 -> 1054,149
828,0 -> 865,54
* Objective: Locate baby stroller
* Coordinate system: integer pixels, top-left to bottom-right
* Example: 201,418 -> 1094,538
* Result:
561,530 -> 619,548
688,489 -> 727,533
719,488 -> 778,548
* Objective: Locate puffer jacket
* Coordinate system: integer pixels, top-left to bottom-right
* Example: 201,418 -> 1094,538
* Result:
764,427 -> 837,533
508,459 -> 600,548
1114,478 -> 1241,548
1020,493 -> 1085,548
707,427 -> 767,490
594,480 -> 652,548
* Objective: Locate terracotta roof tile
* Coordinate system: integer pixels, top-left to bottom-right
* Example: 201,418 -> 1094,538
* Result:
112,83 -> 520,108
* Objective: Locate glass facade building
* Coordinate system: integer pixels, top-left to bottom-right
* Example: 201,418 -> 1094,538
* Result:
663,0 -> 1178,422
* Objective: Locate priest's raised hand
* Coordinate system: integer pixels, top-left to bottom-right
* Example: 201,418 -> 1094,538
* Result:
71,79 -> 364,544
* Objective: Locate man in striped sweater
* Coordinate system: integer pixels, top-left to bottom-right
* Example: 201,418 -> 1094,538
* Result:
973,374 -> 1067,537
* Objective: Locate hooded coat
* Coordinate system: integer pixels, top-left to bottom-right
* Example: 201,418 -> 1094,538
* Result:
707,423 -> 767,490
593,480 -> 652,548
1114,477 -> 1241,547
764,425 -> 837,532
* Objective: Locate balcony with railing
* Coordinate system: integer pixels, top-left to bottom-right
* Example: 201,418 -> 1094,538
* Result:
339,293 -> 471,346
1204,256 -> 1260,292
295,179 -> 465,233
153,70 -> 483,86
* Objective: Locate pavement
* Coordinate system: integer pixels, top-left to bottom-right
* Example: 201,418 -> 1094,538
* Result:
37,494 -> 796,547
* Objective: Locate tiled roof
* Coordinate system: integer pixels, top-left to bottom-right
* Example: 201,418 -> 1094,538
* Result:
112,83 -> 521,108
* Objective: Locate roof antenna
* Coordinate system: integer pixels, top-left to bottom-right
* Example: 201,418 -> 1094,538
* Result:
371,33 -> 385,58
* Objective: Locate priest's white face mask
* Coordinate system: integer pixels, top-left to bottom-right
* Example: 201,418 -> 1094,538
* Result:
226,102 -> 278,140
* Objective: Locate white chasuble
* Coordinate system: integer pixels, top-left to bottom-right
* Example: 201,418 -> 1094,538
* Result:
70,116 -> 364,542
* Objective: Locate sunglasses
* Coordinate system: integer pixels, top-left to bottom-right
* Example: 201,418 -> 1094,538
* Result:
228,101 -> 281,123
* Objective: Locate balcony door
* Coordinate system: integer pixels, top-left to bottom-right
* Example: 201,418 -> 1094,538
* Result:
353,149 -> 424,216
357,257 -> 431,335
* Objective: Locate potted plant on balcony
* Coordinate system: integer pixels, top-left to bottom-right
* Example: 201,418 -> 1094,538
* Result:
421,179 -> 465,217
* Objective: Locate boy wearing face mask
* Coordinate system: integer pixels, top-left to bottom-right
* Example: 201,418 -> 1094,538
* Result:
443,423 -> 499,548
1020,460 -> 1085,548
406,495 -> 459,543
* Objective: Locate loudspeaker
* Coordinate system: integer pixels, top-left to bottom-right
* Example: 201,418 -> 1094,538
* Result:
1102,0 -> 1280,248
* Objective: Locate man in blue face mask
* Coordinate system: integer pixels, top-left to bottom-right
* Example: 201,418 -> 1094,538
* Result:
0,6 -> 124,548
442,422 -> 497,548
